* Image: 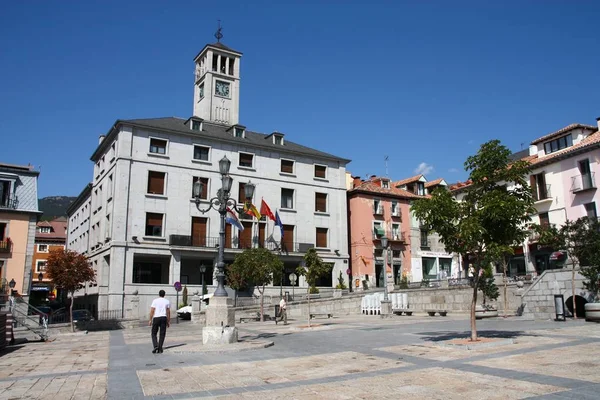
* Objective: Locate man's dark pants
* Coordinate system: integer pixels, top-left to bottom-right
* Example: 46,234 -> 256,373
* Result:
151,316 -> 167,350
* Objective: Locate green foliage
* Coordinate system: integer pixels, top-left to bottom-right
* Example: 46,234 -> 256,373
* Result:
309,286 -> 320,294
296,248 -> 331,293
399,275 -> 409,289
479,264 -> 499,305
335,271 -> 347,289
229,248 -> 283,290
46,249 -> 96,293
182,285 -> 188,306
202,280 -> 208,296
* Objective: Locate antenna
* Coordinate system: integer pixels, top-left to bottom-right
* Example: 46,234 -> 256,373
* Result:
384,156 -> 389,177
520,142 -> 525,150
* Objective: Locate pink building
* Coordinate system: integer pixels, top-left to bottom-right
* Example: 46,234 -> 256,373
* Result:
347,176 -> 422,290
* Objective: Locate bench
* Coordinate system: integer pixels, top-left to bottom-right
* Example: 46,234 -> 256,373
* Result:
426,310 -> 447,317
393,309 -> 413,316
310,313 -> 333,320
238,312 -> 260,323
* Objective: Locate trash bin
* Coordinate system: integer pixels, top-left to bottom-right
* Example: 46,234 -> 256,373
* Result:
554,294 -> 565,321
274,304 -> 280,320
285,291 -> 290,302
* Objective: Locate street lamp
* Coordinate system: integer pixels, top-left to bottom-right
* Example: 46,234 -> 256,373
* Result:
9,278 -> 16,297
193,155 -> 256,297
38,272 -> 43,282
380,236 -> 389,302
199,263 -> 206,297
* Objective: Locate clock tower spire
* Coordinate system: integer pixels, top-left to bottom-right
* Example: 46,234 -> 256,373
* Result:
193,23 -> 242,125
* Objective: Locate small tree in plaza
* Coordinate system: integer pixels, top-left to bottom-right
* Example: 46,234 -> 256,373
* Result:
229,248 -> 283,321
46,249 -> 96,332
295,248 -> 330,327
412,140 -> 534,341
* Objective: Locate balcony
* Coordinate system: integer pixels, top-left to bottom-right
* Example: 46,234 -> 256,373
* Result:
0,195 -> 18,209
373,205 -> 384,215
168,235 -> 314,253
533,184 -> 552,202
391,209 -> 402,219
373,229 -> 406,243
571,173 -> 596,193
529,224 -> 556,243
0,239 -> 12,253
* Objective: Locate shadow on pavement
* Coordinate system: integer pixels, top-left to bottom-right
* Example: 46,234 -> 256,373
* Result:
416,330 -> 539,342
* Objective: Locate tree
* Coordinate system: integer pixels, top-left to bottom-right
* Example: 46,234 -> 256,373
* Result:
412,140 -> 534,341
182,285 -> 188,307
226,261 -> 248,308
229,248 -> 283,321
46,249 -> 96,332
335,271 -> 347,290
479,264 -> 499,307
296,248 -> 330,327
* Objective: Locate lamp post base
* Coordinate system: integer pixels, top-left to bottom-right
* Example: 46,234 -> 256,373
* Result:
203,296 -> 237,344
380,300 -> 393,318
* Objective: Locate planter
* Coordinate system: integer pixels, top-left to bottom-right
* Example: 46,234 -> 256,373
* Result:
475,306 -> 498,319
584,303 -> 600,322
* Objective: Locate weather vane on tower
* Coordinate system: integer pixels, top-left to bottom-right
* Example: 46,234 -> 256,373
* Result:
215,20 -> 223,42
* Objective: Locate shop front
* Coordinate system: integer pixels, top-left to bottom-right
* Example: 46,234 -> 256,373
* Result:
29,282 -> 52,307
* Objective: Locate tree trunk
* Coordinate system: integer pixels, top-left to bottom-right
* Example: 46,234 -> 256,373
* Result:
259,285 -> 264,322
572,265 -> 577,319
503,258 -> 508,318
69,291 -> 75,333
470,274 -> 478,342
307,287 -> 311,328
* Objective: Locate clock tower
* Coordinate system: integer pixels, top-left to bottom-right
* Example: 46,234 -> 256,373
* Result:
193,29 -> 242,125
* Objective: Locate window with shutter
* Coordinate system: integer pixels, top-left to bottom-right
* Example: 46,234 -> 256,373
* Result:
192,177 -> 209,199
281,159 -> 294,174
315,193 -> 327,212
281,189 -> 294,209
149,138 -> 167,154
316,228 -> 328,248
147,171 -> 165,195
239,152 -> 253,168
145,213 -> 164,237
314,165 -> 327,179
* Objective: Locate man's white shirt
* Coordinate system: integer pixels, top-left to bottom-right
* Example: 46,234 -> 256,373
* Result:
151,297 -> 170,318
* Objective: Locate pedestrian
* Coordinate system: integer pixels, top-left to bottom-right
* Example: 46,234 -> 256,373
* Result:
276,296 -> 287,325
148,289 -> 170,354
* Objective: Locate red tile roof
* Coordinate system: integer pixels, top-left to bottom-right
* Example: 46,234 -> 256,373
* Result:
349,181 -> 425,199
36,218 -> 67,241
392,174 -> 424,187
530,123 -> 597,145
529,130 -> 600,166
425,178 -> 445,188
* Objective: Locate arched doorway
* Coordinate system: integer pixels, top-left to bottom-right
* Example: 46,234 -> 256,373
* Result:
566,295 -> 588,318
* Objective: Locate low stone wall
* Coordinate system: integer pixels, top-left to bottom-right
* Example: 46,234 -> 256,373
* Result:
521,268 -> 587,320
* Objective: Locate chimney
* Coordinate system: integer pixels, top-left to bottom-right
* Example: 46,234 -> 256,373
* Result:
596,116 -> 600,130
99,135 -> 106,144
352,176 -> 362,188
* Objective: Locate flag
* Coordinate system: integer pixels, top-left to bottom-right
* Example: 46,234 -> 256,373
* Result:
225,207 -> 244,231
260,199 -> 276,221
275,210 -> 284,237
243,202 -> 261,220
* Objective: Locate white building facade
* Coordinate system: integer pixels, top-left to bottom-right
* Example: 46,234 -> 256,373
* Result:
68,40 -> 350,319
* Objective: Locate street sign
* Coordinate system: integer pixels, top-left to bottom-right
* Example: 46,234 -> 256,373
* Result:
289,273 -> 297,284
174,281 -> 182,292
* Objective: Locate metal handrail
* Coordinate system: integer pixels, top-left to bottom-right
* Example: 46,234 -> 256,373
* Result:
10,297 -> 49,340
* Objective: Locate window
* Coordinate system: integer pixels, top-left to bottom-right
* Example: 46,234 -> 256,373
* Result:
37,244 -> 48,253
420,229 -> 429,248
373,199 -> 383,214
539,212 -> 550,227
107,174 -> 113,201
147,171 -> 166,195
234,127 -> 244,138
193,177 -> 209,199
149,138 -> 167,155
238,182 -> 249,204
228,57 -> 235,75
105,214 -> 111,238
198,83 -> 204,100
193,145 -> 209,161
417,182 -> 425,196
281,188 -> 294,209
585,202 -> 597,220
239,152 -> 254,168
145,213 -> 164,237
314,165 -> 327,179
315,193 -> 327,212
192,120 -> 202,131
110,142 -> 116,161
392,224 -> 400,240
422,257 -> 437,279
382,180 -> 389,189
281,159 -> 294,174
530,173 -> 549,201
274,135 -> 283,145
373,221 -> 384,238
544,134 -> 573,154
37,260 -> 47,272
391,201 -> 400,217
133,258 -> 170,284
212,54 -> 218,71
316,228 -> 328,248
38,227 -> 51,234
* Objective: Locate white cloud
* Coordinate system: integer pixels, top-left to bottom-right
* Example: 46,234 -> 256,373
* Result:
448,168 -> 459,173
414,162 -> 434,176
467,140 -> 474,145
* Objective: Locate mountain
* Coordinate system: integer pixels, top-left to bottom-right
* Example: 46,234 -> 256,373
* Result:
39,196 -> 76,221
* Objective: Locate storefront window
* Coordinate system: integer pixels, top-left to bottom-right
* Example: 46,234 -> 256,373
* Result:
422,257 -> 437,279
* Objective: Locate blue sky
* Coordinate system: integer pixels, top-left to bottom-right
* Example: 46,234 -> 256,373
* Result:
1,1 -> 599,197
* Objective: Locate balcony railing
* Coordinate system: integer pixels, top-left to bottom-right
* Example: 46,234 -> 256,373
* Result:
168,234 -> 314,253
0,195 -> 18,209
0,239 -> 12,253
373,205 -> 384,215
571,172 -> 596,193
373,231 -> 406,242
529,223 -> 556,242
533,184 -> 552,202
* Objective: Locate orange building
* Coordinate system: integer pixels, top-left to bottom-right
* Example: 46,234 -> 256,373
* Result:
347,176 -> 423,290
30,217 -> 67,306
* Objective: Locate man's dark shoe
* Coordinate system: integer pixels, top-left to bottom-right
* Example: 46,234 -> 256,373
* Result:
158,347 -> 163,354
152,347 -> 158,354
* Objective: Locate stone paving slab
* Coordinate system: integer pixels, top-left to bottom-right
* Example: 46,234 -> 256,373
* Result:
137,351 -> 407,397
471,342 -> 600,383
0,373 -> 107,399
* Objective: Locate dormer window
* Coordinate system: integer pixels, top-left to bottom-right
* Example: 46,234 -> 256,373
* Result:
192,120 -> 202,131
198,83 -> 204,100
544,134 -> 573,154
272,133 -> 284,145
417,182 -> 425,196
234,127 -> 245,138
382,180 -> 389,189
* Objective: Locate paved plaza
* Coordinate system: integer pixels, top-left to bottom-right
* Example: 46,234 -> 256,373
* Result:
0,314 -> 599,399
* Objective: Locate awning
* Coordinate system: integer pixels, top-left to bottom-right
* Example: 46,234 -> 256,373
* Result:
550,251 -> 567,261
374,227 -> 385,236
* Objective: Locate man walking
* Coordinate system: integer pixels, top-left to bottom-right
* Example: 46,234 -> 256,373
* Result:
148,290 -> 170,354
276,296 -> 287,325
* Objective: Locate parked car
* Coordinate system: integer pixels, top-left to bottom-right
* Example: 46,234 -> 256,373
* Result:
72,309 -> 94,322
49,308 -> 94,323
177,305 -> 192,320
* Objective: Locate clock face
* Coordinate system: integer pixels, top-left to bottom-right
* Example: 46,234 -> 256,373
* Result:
215,81 -> 230,97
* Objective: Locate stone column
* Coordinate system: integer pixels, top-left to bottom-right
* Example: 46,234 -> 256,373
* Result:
202,296 -> 237,345
191,294 -> 202,324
